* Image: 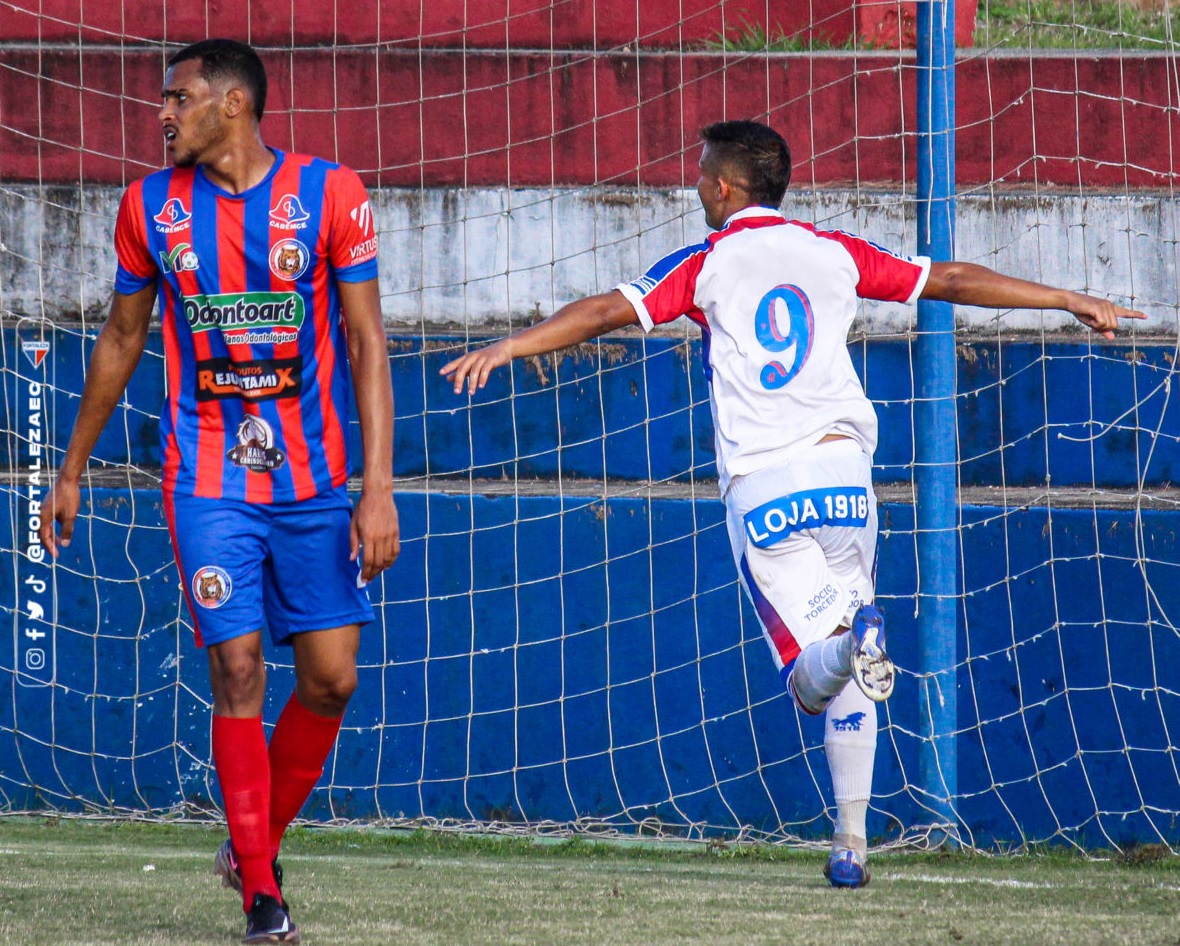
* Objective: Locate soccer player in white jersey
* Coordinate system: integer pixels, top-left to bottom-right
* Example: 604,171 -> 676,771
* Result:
440,119 -> 1143,886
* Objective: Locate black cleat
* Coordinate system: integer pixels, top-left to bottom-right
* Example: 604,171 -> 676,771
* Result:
243,893 -> 300,944
215,839 -> 284,893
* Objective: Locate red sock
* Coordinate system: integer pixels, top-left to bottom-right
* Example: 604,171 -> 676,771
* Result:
212,715 -> 281,910
268,694 -> 344,858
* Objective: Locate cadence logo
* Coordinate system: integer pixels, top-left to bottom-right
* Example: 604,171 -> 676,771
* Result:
153,197 -> 193,233
17,332 -> 53,687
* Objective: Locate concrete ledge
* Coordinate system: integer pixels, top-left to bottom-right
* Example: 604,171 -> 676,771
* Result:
2,186 -> 1171,330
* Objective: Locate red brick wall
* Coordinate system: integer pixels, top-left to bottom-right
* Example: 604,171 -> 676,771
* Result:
0,0 -> 987,49
0,0 -> 854,48
1,46 -> 1172,188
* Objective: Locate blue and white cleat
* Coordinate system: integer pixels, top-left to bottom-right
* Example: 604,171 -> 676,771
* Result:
824,846 -> 871,889
849,604 -> 894,702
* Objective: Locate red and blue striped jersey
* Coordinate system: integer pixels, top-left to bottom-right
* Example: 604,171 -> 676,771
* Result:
113,150 -> 380,503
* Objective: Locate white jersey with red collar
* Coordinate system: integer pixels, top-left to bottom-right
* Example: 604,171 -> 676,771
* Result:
615,206 -> 930,494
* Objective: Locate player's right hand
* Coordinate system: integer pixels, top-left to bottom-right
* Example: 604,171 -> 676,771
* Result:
440,340 -> 513,395
39,476 -> 80,558
1067,294 -> 1146,340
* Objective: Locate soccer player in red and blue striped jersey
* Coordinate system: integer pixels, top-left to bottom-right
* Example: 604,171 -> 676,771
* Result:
41,39 -> 398,944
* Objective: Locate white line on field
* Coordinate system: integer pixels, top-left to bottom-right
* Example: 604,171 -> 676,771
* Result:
880,873 -> 1051,889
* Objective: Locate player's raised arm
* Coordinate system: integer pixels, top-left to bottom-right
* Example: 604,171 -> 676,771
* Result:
440,289 -> 640,395
921,260 -> 1146,340
39,283 -> 156,557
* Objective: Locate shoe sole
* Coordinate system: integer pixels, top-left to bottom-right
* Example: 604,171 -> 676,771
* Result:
244,930 -> 301,945
850,626 -> 895,702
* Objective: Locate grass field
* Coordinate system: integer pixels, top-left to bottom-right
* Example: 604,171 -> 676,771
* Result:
1,818 -> 1177,946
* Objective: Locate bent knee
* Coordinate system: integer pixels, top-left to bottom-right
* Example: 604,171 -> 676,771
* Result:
208,645 -> 267,713
297,669 -> 357,716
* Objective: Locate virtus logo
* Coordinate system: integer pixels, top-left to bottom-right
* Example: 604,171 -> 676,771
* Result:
349,200 -> 373,235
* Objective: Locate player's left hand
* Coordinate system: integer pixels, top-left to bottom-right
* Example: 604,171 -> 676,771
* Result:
1069,295 -> 1146,340
440,340 -> 513,395
350,489 -> 400,582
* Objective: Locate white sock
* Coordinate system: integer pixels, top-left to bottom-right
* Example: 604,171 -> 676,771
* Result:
788,632 -> 854,714
825,681 -> 877,852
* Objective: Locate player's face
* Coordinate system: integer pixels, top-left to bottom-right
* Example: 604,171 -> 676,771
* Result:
159,59 -> 229,168
696,146 -> 726,230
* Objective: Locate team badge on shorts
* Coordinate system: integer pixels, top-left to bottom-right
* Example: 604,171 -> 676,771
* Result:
268,239 -> 310,281
192,566 -> 232,609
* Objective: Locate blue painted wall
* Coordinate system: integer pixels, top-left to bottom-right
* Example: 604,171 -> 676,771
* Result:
3,327 -> 1179,847
5,328 -> 1179,488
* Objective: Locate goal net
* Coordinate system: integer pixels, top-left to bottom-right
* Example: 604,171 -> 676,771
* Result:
2,0 -> 1179,852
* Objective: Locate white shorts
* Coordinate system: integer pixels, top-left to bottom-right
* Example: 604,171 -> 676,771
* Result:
725,439 -> 878,681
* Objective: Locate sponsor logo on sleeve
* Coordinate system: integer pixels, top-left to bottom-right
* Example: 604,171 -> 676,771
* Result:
348,235 -> 379,264
192,565 -> 233,609
226,415 -> 286,472
268,239 -> 310,281
269,194 -> 310,230
349,200 -> 373,235
183,291 -> 305,345
196,357 -> 303,402
153,198 -> 193,233
347,200 -> 378,264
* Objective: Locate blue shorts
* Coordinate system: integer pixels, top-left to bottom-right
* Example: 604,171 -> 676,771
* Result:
165,486 -> 374,648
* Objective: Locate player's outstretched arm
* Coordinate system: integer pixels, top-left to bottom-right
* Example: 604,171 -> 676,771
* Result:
922,261 -> 1146,339
39,284 -> 156,558
440,290 -> 640,395
340,277 -> 400,583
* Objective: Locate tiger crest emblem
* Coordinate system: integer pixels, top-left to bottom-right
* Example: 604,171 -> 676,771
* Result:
275,245 -> 302,278
268,239 -> 309,281
192,566 -> 232,609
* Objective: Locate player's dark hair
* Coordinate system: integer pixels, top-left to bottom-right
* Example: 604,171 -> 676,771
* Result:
168,39 -> 268,121
700,120 -> 792,207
